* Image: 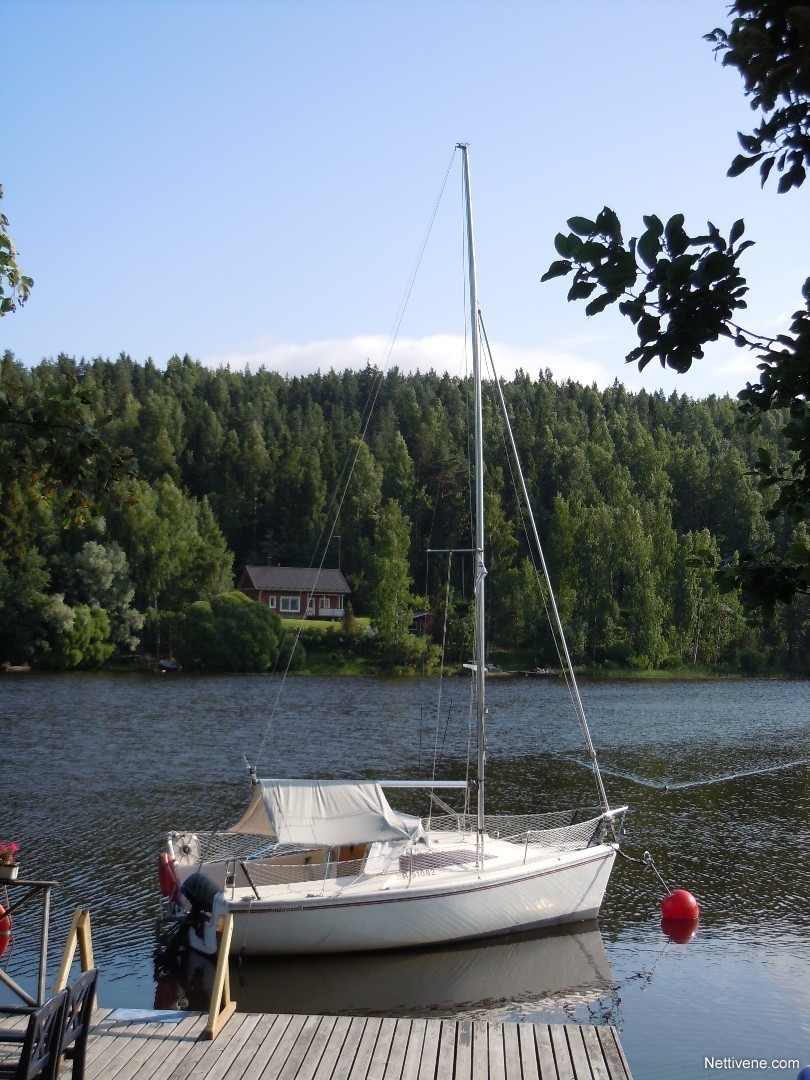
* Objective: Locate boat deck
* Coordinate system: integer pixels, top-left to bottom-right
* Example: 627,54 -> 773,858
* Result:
3,1007 -> 633,1079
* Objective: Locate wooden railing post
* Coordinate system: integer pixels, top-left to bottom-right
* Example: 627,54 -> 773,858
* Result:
53,908 -> 95,1000
206,912 -> 236,1039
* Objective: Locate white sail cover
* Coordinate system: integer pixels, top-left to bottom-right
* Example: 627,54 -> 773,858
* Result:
258,779 -> 422,846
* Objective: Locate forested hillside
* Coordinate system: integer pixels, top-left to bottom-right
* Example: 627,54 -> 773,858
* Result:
1,351 -> 807,673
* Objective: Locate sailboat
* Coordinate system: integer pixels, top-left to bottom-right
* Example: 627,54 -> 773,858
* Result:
160,144 -> 627,957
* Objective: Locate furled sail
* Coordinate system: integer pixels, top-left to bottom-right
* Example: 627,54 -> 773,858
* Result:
259,779 -> 422,846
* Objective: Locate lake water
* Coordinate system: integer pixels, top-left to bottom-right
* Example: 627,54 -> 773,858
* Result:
0,673 -> 808,1079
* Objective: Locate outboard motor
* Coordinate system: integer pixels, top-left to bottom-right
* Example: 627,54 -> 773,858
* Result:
181,872 -> 220,937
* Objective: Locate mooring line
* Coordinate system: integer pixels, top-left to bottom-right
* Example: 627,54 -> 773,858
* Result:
561,755 -> 809,791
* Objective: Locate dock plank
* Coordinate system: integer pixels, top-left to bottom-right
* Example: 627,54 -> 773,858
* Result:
502,1023 -> 521,1080
214,1013 -> 289,1080
256,1013 -> 310,1080
197,1014 -> 265,1080
453,1020 -> 473,1080
328,1015 -> 368,1080
366,1016 -> 399,1080
435,1020 -> 458,1080
399,1018 -> 427,1080
348,1016 -> 383,1080
471,1021 -> 489,1080
284,1013 -> 338,1080
268,1013 -> 325,1080
70,1010 -> 632,1080
566,1027 -> 594,1080
86,1014 -> 202,1080
550,1023 -> 575,1080
310,1014 -> 356,1080
516,1024 -> 540,1080
580,1025 -> 610,1080
111,1014 -> 205,1080
487,1021 -> 506,1080
597,1025 -> 632,1080
380,1017 -> 411,1080
217,1014 -> 288,1080
531,1023 -> 557,1079
417,1016 -> 440,1080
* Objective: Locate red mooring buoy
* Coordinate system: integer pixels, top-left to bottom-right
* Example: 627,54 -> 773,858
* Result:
660,888 -> 700,921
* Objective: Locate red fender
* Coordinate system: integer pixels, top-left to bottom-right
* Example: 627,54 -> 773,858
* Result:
157,852 -> 180,902
0,904 -> 10,959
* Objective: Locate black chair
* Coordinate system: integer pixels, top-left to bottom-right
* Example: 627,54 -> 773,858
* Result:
0,989 -> 69,1080
0,968 -> 98,1080
59,969 -> 98,1080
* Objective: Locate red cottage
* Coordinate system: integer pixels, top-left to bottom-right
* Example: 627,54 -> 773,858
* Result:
238,566 -> 351,620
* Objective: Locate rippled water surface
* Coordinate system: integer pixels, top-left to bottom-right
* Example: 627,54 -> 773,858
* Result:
1,673 -> 808,1079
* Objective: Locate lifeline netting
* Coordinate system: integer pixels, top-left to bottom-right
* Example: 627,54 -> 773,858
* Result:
178,806 -> 609,872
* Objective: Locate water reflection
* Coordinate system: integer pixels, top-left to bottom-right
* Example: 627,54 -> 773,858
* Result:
2,673 -> 808,1078
155,922 -> 620,1026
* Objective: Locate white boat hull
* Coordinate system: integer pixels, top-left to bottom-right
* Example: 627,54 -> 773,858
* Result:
184,840 -> 617,956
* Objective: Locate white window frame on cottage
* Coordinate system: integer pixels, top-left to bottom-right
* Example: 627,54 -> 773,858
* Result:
307,597 -> 315,614
280,595 -> 300,613
268,596 -> 277,609
319,596 -> 331,609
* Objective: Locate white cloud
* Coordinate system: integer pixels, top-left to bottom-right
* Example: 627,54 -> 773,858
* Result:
201,321 -> 769,399
201,333 -> 612,388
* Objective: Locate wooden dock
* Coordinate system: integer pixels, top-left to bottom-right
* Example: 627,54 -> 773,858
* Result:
48,1007 -> 632,1079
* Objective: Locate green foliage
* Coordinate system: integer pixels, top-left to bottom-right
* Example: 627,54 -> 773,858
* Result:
0,186 -> 33,316
738,646 -> 768,673
542,0 -> 810,610
48,605 -> 113,670
107,475 -> 233,619
278,633 -> 306,672
179,591 -> 281,672
543,211 -> 753,375
0,352 -> 806,672
737,285 -> 810,526
0,356 -> 136,520
706,2 -> 810,192
0,548 -> 54,663
72,539 -> 143,652
366,500 -> 420,647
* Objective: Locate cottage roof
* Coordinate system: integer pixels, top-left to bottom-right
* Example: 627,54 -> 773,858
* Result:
242,565 -> 350,594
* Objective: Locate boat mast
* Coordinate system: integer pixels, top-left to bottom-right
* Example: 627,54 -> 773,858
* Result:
459,143 -> 487,842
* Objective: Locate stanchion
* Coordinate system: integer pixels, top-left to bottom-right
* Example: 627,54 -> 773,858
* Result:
206,912 -> 236,1039
53,908 -> 96,1003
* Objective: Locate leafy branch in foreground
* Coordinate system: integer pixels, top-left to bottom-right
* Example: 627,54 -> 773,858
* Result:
542,209 -> 754,375
706,1 -> 810,193
0,185 -> 33,316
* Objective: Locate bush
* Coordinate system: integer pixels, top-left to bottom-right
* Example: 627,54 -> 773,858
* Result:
605,642 -> 634,666
278,634 -> 306,672
49,604 -> 114,669
178,591 -> 281,672
738,647 -> 767,674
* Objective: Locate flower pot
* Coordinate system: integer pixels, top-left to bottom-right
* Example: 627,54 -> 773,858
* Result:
0,864 -> 19,881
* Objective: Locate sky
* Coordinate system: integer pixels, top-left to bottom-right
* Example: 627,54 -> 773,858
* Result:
3,1 -> 808,400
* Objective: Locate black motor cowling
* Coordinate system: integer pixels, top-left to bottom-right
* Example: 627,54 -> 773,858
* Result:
181,872 -> 220,913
